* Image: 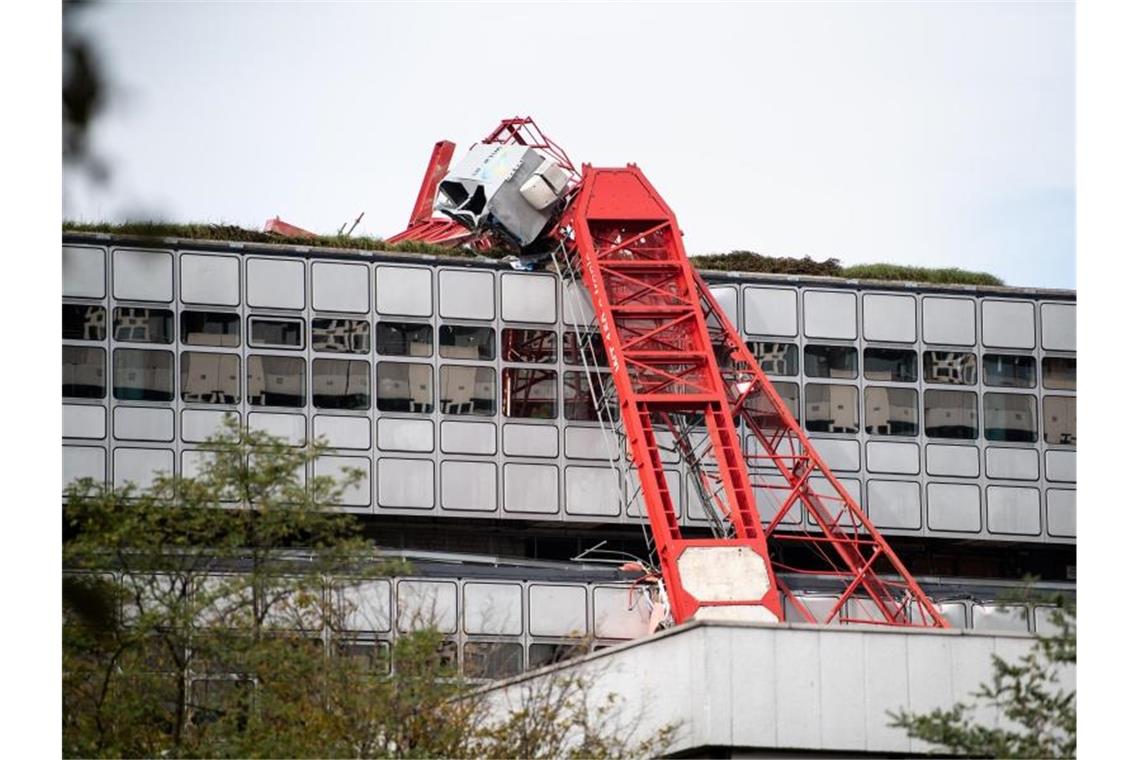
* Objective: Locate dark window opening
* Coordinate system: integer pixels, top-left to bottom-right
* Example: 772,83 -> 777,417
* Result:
63,304 -> 106,341
864,347 -> 917,383
377,362 -> 434,413
749,342 -> 799,376
181,311 -> 239,348
115,307 -> 173,344
924,389 -> 978,440
377,321 -> 433,357
502,328 -> 557,364
1042,356 -> 1076,390
312,318 -> 370,354
924,351 -> 977,385
440,365 -> 495,416
249,318 -> 304,349
983,393 -> 1037,443
180,351 -> 239,405
63,346 -> 106,399
503,368 -> 558,419
248,355 -> 305,408
439,325 -> 495,361
804,345 -> 857,379
982,354 -> 1036,388
864,386 -> 918,436
312,358 -> 370,410
804,384 -> 858,433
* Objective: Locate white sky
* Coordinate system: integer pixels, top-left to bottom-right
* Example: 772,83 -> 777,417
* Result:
64,1 -> 1074,288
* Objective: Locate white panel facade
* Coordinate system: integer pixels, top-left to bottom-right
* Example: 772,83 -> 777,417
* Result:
376,265 -> 432,317
63,445 -> 106,488
113,249 -> 173,302
340,579 -> 391,632
377,418 -> 433,452
439,269 -> 494,320
441,460 -> 497,512
863,294 -> 916,343
180,253 -> 240,306
314,456 -> 371,507
397,580 -> 457,633
809,438 -> 860,472
925,444 -> 979,478
803,290 -> 857,340
528,584 -> 587,636
377,458 -> 434,509
180,409 -> 232,443
63,245 -> 106,298
114,406 -> 174,442
114,447 -> 173,490
594,586 -> 653,640
464,583 -> 523,636
441,421 -> 497,455
313,415 -> 371,450
708,286 -> 739,329
867,479 -> 921,529
866,441 -> 920,475
504,464 -> 558,514
743,287 -> 797,337
565,466 -> 621,516
1045,450 -> 1076,483
247,257 -> 305,309
500,273 -> 556,324
922,297 -> 975,345
248,412 -> 306,445
502,423 -> 558,458
63,404 -> 106,439
1041,302 -> 1076,351
312,261 -> 369,313
981,300 -> 1035,349
1046,489 -> 1076,538
986,486 -> 1041,535
927,483 -> 982,532
985,447 -> 1039,481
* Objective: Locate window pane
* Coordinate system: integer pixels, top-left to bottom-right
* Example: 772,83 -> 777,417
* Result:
864,386 -> 918,436
63,304 -> 106,341
563,332 -> 606,366
982,354 -> 1036,388
312,358 -> 370,409
863,347 -> 917,382
563,370 -> 616,421
336,641 -> 391,675
114,307 -> 173,344
180,352 -> 239,404
249,318 -> 304,349
804,384 -> 859,433
502,328 -> 557,364
63,346 -> 106,399
773,381 -> 800,422
924,390 -> 978,440
983,393 -> 1037,443
528,643 -> 579,670
247,355 -> 305,408
113,349 -> 174,402
463,642 -> 522,679
1042,357 -> 1076,390
312,318 -> 370,354
377,362 -> 434,413
376,321 -> 433,357
804,345 -> 857,379
503,368 -> 558,419
749,342 -> 799,376
1043,396 -> 1076,445
439,325 -> 495,360
923,351 -> 977,385
440,365 -> 495,416
181,311 -> 239,347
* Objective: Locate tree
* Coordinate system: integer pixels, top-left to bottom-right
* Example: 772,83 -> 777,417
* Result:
888,592 -> 1076,758
63,417 -> 677,758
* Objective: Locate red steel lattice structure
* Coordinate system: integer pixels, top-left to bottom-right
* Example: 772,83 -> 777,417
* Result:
392,117 -> 947,628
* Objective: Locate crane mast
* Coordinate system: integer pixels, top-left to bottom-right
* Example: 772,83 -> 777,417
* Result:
392,117 -> 947,629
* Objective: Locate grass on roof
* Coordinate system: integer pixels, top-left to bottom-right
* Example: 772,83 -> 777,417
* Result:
690,250 -> 1004,287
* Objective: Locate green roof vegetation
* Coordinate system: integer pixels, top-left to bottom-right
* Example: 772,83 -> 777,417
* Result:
63,222 -> 1005,286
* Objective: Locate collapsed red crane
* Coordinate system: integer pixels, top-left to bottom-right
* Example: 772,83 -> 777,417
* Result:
393,117 -> 947,629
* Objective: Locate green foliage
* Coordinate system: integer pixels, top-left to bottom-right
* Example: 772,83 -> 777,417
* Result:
888,592 -> 1075,758
690,250 -> 1004,286
62,416 -> 677,758
841,263 -> 1004,286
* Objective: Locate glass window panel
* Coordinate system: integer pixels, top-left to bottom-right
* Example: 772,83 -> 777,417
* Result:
982,354 -> 1036,388
923,351 -> 977,385
312,318 -> 370,354
113,348 -> 174,402
336,641 -> 391,675
62,345 -> 106,399
742,381 -> 799,423
562,332 -> 606,366
180,311 -> 239,347
1043,396 -> 1076,446
377,362 -> 434,413
528,643 -> 580,670
864,386 -> 919,436
772,381 -> 800,422
247,355 -> 305,408
249,317 -> 304,349
563,370 -> 616,421
463,642 -> 523,680
312,358 -> 370,410
502,328 -> 557,364
113,307 -> 173,344
983,393 -> 1038,443
180,351 -> 239,405
1042,356 -> 1076,390
376,321 -> 433,357
863,347 -> 917,382
748,342 -> 799,376
63,304 -> 106,341
804,384 -> 859,433
440,365 -> 495,416
439,325 -> 495,360
804,345 -> 857,379
502,368 -> 558,419
924,389 -> 978,440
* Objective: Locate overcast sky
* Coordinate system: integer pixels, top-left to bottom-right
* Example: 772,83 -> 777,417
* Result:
64,1 -> 1074,288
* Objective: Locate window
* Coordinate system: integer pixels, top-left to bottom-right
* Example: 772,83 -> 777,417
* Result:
312,359 -> 370,410
804,345 -> 857,379
502,368 -> 558,419
983,354 -> 1036,388
528,643 -> 579,670
247,355 -> 305,408
1043,396 -> 1076,445
336,641 -> 391,675
1042,356 -> 1076,390
180,311 -> 239,347
983,393 -> 1037,443
440,365 -> 495,415
563,370 -> 616,421
439,325 -> 495,360
63,346 -> 105,399
63,304 -> 106,341
502,328 -> 557,364
923,351 -> 977,385
864,387 -> 918,436
864,347 -> 917,382
376,321 -> 433,357
377,362 -> 434,413
249,317 -> 304,349
114,307 -> 173,344
463,642 -> 523,679
773,382 -> 800,422
749,342 -> 799,376
563,332 -> 606,366
742,381 -> 800,423
180,352 -> 239,404
111,349 -> 174,402
804,384 -> 858,433
924,390 -> 978,440
312,318 -> 370,354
